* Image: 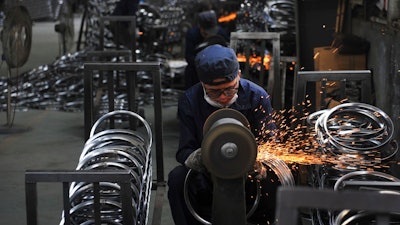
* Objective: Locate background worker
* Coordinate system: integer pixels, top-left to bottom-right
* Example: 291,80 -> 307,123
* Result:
110,0 -> 140,48
168,44 -> 278,225
184,9 -> 230,89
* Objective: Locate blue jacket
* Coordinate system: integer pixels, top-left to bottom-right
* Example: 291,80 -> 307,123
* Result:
176,79 -> 276,164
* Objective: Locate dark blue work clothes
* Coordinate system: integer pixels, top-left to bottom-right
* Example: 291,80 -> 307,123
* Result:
168,79 -> 277,225
112,0 -> 139,16
110,0 -> 139,47
184,26 -> 230,89
176,79 -> 275,164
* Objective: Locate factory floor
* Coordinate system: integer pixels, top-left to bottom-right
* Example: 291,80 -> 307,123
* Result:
0,16 -> 178,225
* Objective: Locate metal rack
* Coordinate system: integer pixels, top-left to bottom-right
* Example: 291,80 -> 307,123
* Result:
25,170 -> 135,225
25,62 -> 166,225
292,70 -> 373,112
83,62 -> 166,225
229,32 -> 283,109
276,186 -> 400,225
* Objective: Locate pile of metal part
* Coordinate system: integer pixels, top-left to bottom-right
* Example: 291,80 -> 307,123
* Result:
308,102 -> 397,172
0,49 -> 183,112
60,110 -> 153,224
0,0 -> 187,113
0,0 -> 299,113
83,0 -> 185,56
253,101 -> 399,223
270,103 -> 399,224
236,0 -> 296,55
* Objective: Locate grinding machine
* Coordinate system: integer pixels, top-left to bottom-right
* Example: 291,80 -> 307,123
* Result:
183,102 -> 399,225
183,108 -> 295,225
187,108 -> 257,225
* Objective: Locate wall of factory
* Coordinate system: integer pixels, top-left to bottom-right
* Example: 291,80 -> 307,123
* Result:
296,0 -> 339,70
352,18 -> 400,140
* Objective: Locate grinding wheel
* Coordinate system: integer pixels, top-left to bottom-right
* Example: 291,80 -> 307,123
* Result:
1,6 -> 32,68
203,108 -> 250,136
201,108 -> 257,179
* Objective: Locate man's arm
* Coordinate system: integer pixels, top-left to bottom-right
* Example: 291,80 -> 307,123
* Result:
176,95 -> 202,164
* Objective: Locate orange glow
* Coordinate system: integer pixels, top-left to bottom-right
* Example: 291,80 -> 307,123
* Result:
237,53 -> 271,70
257,143 -> 325,165
254,107 -> 390,172
218,12 -> 237,23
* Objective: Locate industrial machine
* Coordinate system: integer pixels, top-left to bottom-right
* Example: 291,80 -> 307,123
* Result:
185,103 -> 399,225
0,0 -> 74,129
200,108 -> 257,225
0,0 -> 75,67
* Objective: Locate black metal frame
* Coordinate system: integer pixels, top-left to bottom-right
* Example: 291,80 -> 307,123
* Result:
275,186 -> 400,225
342,180 -> 400,191
99,16 -> 137,61
85,49 -> 132,62
83,62 -> 166,225
229,32 -> 283,109
83,62 -> 164,180
84,50 -> 133,117
292,70 -> 373,111
25,170 -> 134,225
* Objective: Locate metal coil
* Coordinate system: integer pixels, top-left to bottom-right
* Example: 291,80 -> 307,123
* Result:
332,171 -> 400,225
60,110 -> 153,225
307,104 -> 399,225
310,103 -> 398,169
261,154 -> 295,187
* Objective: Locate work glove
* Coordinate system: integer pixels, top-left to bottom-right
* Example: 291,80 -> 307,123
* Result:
251,161 -> 268,180
185,148 -> 206,173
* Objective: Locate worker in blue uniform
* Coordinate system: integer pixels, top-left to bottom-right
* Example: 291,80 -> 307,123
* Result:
110,0 -> 140,48
168,44 -> 278,225
184,10 -> 230,89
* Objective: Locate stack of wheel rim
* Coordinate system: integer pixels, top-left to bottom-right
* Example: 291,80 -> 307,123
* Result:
305,103 -> 400,224
306,103 -> 398,187
308,102 -> 398,172
61,110 -> 153,225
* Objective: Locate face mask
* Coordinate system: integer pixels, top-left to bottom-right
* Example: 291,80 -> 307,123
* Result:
203,88 -> 238,108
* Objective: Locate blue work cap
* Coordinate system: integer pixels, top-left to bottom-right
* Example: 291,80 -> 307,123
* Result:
198,10 -> 218,35
195,44 -> 239,85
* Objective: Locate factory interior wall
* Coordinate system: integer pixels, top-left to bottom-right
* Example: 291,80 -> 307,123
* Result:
296,0 -> 339,70
352,18 -> 400,147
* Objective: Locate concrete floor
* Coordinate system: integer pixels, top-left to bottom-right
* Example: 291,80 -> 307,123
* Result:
0,15 -> 178,225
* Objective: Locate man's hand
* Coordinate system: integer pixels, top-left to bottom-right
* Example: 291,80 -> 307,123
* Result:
185,148 -> 206,173
252,161 -> 267,180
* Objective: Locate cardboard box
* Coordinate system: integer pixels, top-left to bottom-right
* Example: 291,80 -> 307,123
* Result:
313,47 -> 367,110
313,46 -> 366,70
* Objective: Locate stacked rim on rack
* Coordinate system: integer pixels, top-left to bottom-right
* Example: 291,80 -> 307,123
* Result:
59,110 -> 153,225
